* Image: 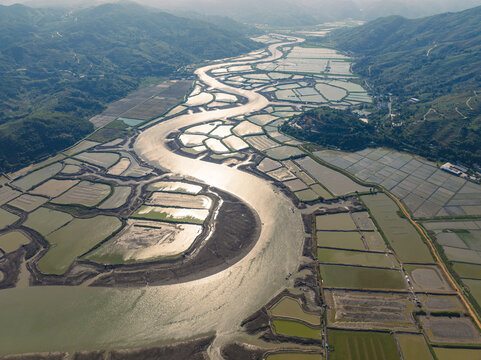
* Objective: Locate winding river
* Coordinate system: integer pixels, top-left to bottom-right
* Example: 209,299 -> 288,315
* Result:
0,38 -> 306,358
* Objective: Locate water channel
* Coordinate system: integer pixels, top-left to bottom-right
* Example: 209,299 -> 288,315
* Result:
0,38 -> 307,358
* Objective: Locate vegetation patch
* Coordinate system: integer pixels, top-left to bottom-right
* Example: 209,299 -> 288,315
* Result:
271,319 -> 321,339
327,329 -> 399,360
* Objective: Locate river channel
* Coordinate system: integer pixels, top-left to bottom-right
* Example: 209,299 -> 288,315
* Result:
0,38 -> 306,357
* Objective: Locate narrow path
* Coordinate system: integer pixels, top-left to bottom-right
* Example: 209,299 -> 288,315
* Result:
423,107 -> 436,121
426,43 -> 437,57
455,106 -> 468,119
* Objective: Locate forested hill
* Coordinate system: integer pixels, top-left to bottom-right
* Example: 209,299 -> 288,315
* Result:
330,5 -> 481,98
0,2 -> 260,172
322,6 -> 481,165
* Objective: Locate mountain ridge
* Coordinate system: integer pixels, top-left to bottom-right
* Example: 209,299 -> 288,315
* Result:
0,2 -> 260,171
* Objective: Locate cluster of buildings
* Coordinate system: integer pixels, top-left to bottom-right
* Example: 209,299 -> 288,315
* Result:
441,162 -> 480,183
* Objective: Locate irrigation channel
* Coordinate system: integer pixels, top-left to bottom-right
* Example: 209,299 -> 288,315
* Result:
0,38 -> 307,358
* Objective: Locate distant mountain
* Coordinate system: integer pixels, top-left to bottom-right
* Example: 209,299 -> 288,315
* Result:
327,6 -> 481,165
3,0 -> 481,26
0,2 -> 259,171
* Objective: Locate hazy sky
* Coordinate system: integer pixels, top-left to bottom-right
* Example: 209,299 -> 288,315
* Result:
1,0 -> 481,24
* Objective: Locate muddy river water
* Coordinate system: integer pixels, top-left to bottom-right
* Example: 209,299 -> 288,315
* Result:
0,39 -> 306,358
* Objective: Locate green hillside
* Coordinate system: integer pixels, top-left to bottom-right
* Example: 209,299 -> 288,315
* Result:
321,6 -> 481,165
0,2 -> 259,172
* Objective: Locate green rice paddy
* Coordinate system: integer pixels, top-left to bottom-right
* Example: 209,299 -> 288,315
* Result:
271,319 -> 321,339
317,248 -> 397,268
453,263 -> 481,279
397,334 -> 433,360
328,329 -> 399,360
317,231 -> 366,250
319,264 -> 407,290
434,347 -> 481,360
294,188 -> 319,202
463,279 -> 481,306
316,213 -> 357,231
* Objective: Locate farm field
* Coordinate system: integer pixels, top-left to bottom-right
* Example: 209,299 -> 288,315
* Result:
324,290 -> 414,329
30,179 -> 79,198
90,80 -> 192,128
271,319 -> 321,339
63,140 -> 99,156
327,329 -> 399,360
52,181 -> 112,207
396,334 -> 433,360
0,186 -> 21,205
418,294 -> 465,313
434,347 -> 481,360
107,158 -> 130,175
404,265 -> 452,292
23,208 -> 73,236
317,248 -> 397,268
294,188 -> 320,201
295,156 -> 368,195
269,296 -> 320,326
361,193 -> 434,263
350,212 -> 376,231
265,146 -> 305,160
73,152 -> 120,168
453,263 -> 481,279
38,216 -> 122,275
0,209 -> 19,230
317,231 -> 366,250
98,186 -> 131,209
419,316 -> 481,344
316,213 -> 357,231
463,279 -> 481,305
0,231 -> 30,253
8,194 -> 48,212
319,264 -> 407,289
422,220 -> 481,304
315,148 -> 481,218
11,163 -> 63,191
84,220 -> 202,263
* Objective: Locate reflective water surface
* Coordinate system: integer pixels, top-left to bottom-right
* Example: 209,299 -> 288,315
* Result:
0,39 -> 306,358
